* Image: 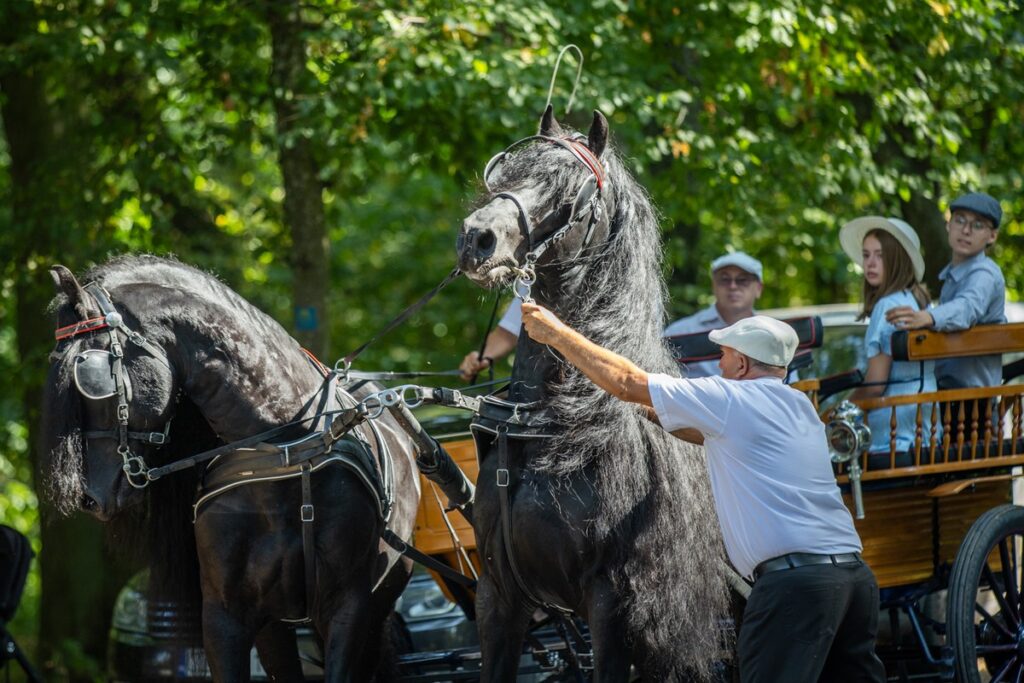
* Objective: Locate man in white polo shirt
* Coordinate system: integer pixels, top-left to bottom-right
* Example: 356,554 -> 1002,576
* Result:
520,305 -> 884,683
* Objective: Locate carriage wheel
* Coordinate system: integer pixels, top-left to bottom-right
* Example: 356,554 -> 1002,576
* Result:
947,504 -> 1024,682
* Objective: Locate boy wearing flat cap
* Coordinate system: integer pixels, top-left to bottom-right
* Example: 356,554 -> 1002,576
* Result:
520,306 -> 884,683
886,191 -> 1006,388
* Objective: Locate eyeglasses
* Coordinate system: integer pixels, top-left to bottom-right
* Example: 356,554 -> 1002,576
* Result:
713,275 -> 756,288
951,213 -> 993,234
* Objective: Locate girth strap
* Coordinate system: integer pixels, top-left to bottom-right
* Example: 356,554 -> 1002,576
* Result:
300,463 -> 316,620
496,427 -> 571,614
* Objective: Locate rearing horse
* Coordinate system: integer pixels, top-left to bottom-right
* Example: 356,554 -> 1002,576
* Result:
41,256 -> 420,682
457,107 -> 730,681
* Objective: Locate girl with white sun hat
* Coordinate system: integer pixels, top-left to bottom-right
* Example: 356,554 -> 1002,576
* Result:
840,216 -> 937,456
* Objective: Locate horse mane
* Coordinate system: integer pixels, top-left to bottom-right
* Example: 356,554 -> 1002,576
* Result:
504,128 -> 732,677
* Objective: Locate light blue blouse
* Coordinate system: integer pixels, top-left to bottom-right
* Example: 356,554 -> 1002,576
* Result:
864,291 -> 938,453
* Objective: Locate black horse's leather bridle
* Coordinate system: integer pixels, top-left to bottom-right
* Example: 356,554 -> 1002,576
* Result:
482,134 -> 610,300
55,282 -> 173,488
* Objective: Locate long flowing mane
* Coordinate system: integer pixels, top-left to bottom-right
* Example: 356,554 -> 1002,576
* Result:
518,134 -> 731,677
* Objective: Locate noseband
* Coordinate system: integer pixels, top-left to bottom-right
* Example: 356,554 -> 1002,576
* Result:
482,134 -> 610,300
54,282 -> 172,488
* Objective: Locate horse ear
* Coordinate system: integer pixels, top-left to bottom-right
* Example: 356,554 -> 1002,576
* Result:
538,104 -> 563,137
586,110 -> 609,158
50,265 -> 98,319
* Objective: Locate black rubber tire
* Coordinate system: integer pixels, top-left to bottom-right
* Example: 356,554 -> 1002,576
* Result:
947,504 -> 1024,683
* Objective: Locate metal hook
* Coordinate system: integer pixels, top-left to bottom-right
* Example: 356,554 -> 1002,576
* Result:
543,45 -> 584,119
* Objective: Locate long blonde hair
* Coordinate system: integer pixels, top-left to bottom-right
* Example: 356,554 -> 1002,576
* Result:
859,229 -> 930,320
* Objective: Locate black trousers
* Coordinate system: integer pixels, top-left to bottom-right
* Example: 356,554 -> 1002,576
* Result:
738,561 -> 885,683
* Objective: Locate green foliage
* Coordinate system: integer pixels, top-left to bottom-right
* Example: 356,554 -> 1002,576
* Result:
1,0 -> 1022,671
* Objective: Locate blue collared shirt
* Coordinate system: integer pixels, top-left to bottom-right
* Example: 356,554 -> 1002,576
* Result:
931,252 -> 1006,388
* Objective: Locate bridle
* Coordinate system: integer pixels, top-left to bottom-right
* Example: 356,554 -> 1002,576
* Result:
482,134 -> 611,301
54,282 -> 173,489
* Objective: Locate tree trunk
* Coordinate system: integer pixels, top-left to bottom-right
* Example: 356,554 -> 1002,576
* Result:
265,0 -> 330,358
902,190 -> 951,294
1,6 -> 130,678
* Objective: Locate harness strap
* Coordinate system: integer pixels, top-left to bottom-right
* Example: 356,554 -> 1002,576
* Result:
300,463 -> 316,619
381,530 -> 476,590
496,427 -> 572,614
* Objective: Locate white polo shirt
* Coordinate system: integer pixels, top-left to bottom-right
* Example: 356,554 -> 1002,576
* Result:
497,298 -> 523,335
648,373 -> 862,577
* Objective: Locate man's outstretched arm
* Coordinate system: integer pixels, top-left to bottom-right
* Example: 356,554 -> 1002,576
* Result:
520,301 -> 652,407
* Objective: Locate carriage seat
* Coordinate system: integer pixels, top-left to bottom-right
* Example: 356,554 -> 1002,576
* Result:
667,315 -> 823,373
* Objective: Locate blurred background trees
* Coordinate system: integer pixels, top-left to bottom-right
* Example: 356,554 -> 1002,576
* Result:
0,0 -> 1021,677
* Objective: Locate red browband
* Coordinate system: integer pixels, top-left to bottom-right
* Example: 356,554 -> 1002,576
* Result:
55,316 -> 108,341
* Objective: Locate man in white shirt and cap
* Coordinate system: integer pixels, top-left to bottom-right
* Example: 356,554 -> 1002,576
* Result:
664,251 -> 765,378
459,250 -> 766,381
519,304 -> 885,683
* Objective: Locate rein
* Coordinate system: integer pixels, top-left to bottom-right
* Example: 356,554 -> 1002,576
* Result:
335,267 -> 462,376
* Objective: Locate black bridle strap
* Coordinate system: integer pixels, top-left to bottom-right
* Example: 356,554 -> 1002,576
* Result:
338,267 -> 461,371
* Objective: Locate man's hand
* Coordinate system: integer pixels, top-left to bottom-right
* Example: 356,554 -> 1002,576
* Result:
459,351 -> 491,382
885,306 -> 934,330
521,302 -> 568,345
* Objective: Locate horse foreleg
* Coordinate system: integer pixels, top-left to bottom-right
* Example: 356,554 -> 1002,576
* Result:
321,587 -> 373,682
254,621 -> 305,683
587,576 -> 633,682
477,574 -> 533,683
202,600 -> 255,683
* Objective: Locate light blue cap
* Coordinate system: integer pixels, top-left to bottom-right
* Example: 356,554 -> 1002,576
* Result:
711,252 -> 763,281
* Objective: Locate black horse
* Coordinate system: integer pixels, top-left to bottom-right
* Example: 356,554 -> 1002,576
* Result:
41,256 -> 420,682
457,108 -> 731,681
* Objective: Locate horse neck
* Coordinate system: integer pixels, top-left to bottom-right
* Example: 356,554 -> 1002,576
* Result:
172,306 -> 327,442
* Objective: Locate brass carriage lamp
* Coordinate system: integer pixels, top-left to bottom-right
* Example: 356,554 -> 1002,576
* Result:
826,400 -> 871,520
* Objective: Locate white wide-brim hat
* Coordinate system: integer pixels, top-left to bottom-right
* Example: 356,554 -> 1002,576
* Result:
709,315 -> 798,367
839,216 -> 925,282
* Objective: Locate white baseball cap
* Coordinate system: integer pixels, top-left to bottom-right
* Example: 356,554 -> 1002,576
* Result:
711,252 -> 763,281
839,216 -> 925,281
709,315 -> 798,367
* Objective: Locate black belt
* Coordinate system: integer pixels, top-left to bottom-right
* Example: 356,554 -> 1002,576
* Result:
753,552 -> 862,580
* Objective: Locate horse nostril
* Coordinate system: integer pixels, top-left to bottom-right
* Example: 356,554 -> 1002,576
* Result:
477,229 -> 496,255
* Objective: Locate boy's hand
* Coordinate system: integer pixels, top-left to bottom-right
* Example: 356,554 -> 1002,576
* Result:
521,302 -> 567,345
885,306 -> 934,330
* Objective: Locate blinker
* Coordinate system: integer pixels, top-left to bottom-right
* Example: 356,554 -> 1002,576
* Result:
74,349 -> 132,402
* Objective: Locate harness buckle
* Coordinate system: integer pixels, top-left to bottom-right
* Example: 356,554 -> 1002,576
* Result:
117,404 -> 130,423
300,504 -> 315,522
148,431 -> 167,445
110,340 -> 124,358
496,468 -> 510,487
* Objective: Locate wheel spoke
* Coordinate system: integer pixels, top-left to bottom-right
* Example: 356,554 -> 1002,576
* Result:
993,655 -> 1020,683
978,644 -> 1020,654
977,601 -> 1017,640
999,536 -> 1023,625
984,563 -> 1021,631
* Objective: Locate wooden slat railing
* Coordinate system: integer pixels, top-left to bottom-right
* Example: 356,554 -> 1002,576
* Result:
834,384 -> 1024,482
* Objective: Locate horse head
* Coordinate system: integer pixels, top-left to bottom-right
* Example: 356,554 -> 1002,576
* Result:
44,265 -> 179,520
457,106 -> 616,310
